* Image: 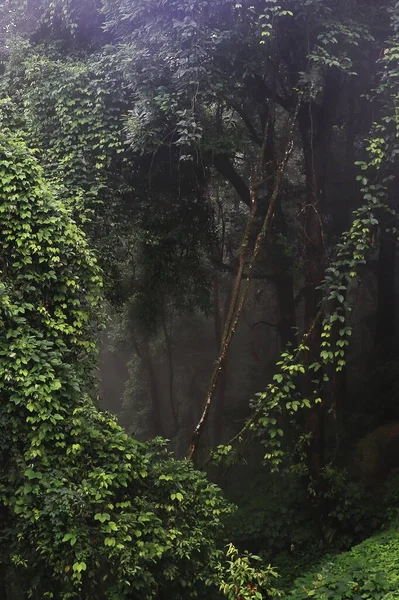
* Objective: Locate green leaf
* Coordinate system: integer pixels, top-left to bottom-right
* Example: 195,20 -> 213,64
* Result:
72,561 -> 87,573
94,513 -> 111,523
104,537 -> 116,547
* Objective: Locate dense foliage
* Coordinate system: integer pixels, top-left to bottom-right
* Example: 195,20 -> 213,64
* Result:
2,0 -> 399,598
288,518 -> 399,599
0,132 -> 279,599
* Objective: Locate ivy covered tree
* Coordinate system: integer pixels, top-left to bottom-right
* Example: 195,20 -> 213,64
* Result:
0,131 -> 280,599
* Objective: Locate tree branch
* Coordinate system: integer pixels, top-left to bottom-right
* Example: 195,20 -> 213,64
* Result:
187,97 -> 301,462
230,102 -> 263,147
244,74 -> 293,113
211,258 -> 278,282
251,320 -> 280,329
213,154 -> 251,207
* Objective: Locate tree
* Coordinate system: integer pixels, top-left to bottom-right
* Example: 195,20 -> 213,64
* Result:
99,0 -> 389,462
0,130 -> 279,600
1,0 -> 396,471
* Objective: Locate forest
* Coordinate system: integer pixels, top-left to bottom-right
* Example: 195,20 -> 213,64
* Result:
1,0 -> 399,598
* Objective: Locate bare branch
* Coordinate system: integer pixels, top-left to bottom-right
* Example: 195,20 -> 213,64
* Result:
187,96 -> 301,462
213,154 -> 251,207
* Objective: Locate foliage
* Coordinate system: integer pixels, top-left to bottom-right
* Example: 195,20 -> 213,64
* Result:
206,0 -> 399,475
210,193 -> 380,470
0,0 -> 105,47
12,49 -> 128,218
123,194 -> 214,335
225,470 -> 317,555
0,131 -> 274,599
2,0 -> 391,450
100,0 -> 380,160
98,0 -> 392,459
214,0 -> 399,558
219,544 -> 281,600
2,2 -> 399,597
0,39 -> 134,296
223,463 -> 399,595
287,519 -> 399,600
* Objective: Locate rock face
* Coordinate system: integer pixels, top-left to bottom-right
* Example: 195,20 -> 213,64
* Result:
354,422 -> 399,488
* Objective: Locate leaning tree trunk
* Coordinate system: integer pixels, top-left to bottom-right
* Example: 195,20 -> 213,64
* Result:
187,103 -> 300,462
212,278 -> 230,447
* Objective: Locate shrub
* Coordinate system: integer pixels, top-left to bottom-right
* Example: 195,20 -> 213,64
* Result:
0,132 -> 274,599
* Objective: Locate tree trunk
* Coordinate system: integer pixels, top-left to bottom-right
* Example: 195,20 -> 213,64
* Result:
273,206 -> 297,347
298,97 -> 332,475
212,277 -> 230,446
161,311 -> 178,437
141,342 -> 165,438
297,67 -> 342,475
0,565 -> 8,600
302,206 -> 325,475
187,106 -> 299,461
375,231 -> 396,361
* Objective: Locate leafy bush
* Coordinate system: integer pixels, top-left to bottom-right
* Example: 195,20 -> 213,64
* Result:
225,470 -> 318,555
309,466 -> 382,548
224,464 -> 399,592
0,132 -> 275,599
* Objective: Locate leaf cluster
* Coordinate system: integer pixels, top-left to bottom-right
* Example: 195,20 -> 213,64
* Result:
0,131 -> 260,599
287,519 -> 399,600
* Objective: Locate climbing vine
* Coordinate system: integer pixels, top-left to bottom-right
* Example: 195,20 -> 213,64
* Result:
210,171 -> 393,472
0,131 -> 279,599
1,47 -> 129,221
209,1 -> 399,474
